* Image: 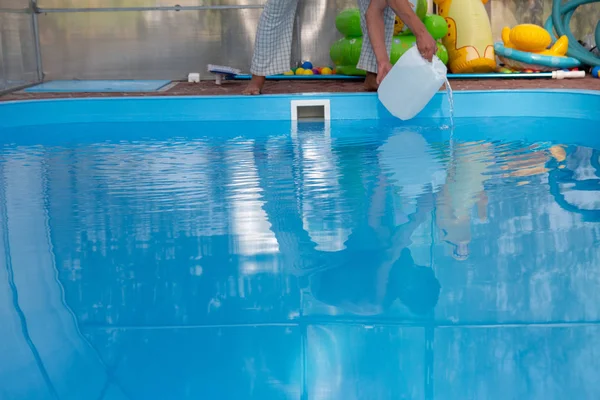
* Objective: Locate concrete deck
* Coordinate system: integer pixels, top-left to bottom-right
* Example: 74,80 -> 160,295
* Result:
1,76 -> 599,101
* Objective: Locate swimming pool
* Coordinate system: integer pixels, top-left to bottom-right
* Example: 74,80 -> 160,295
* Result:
1,90 -> 599,399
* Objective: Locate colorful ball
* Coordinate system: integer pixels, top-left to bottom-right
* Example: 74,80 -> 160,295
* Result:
283,70 -> 294,76
593,66 -> 600,78
312,68 -> 320,75
301,61 -> 313,70
321,67 -> 333,75
295,67 -> 305,75
303,69 -> 314,75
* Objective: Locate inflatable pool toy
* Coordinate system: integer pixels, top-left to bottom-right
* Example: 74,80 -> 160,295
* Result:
330,8 -> 449,76
336,8 -> 362,37
330,36 -> 367,76
434,0 -> 496,73
390,33 -> 449,65
502,24 -> 555,53
394,0 -> 428,35
495,24 -> 582,71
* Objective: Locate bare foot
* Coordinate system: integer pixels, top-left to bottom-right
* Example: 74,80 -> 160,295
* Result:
242,75 -> 266,95
364,72 -> 379,92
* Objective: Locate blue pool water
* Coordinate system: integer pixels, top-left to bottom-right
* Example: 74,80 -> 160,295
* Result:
1,93 -> 600,399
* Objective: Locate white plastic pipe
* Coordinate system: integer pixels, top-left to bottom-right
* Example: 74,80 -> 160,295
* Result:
552,70 -> 586,79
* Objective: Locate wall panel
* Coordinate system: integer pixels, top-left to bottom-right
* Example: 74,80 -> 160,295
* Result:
37,0 -> 265,7
38,8 -> 261,80
0,0 -> 29,10
0,12 -> 39,92
31,0 -> 600,81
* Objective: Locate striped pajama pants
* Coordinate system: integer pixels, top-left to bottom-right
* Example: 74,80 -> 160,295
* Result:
356,0 -> 396,74
249,0 -> 396,76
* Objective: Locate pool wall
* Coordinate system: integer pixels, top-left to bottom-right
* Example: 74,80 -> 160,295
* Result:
0,90 -> 599,128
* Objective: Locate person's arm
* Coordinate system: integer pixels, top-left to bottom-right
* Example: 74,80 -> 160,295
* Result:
387,0 -> 437,61
365,0 -> 392,69
366,0 -> 438,84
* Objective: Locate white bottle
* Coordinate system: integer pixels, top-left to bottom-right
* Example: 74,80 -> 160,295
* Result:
378,45 -> 447,121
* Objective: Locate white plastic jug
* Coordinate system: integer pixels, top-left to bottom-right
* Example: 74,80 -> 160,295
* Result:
378,45 -> 447,121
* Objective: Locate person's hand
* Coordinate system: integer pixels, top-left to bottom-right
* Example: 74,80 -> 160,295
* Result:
415,31 -> 437,62
377,60 -> 393,84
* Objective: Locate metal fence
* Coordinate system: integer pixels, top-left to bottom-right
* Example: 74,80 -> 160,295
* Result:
0,0 -> 598,91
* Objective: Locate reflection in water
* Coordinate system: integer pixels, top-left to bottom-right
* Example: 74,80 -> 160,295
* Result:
225,139 -> 279,261
1,118 -> 600,399
295,128 -> 351,252
436,141 -> 493,260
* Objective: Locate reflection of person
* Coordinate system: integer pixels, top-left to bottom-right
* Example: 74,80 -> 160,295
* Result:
359,0 -> 437,90
436,142 -> 492,260
254,139 -> 441,316
309,219 -> 442,316
379,130 -> 447,220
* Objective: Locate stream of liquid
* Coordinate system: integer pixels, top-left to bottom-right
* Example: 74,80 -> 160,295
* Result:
445,77 -> 454,129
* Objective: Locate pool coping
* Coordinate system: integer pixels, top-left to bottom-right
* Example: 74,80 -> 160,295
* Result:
0,89 -> 599,128
2,76 -> 600,101
1,88 -> 599,103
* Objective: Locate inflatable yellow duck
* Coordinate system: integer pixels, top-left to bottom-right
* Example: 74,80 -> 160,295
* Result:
434,0 -> 496,73
501,24 -> 569,57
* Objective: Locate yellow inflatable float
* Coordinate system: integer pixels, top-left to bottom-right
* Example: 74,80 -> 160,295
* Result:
494,24 -> 581,71
502,24 -> 568,56
434,0 -> 496,73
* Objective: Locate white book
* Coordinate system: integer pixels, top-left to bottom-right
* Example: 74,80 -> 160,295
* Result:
207,64 -> 241,76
